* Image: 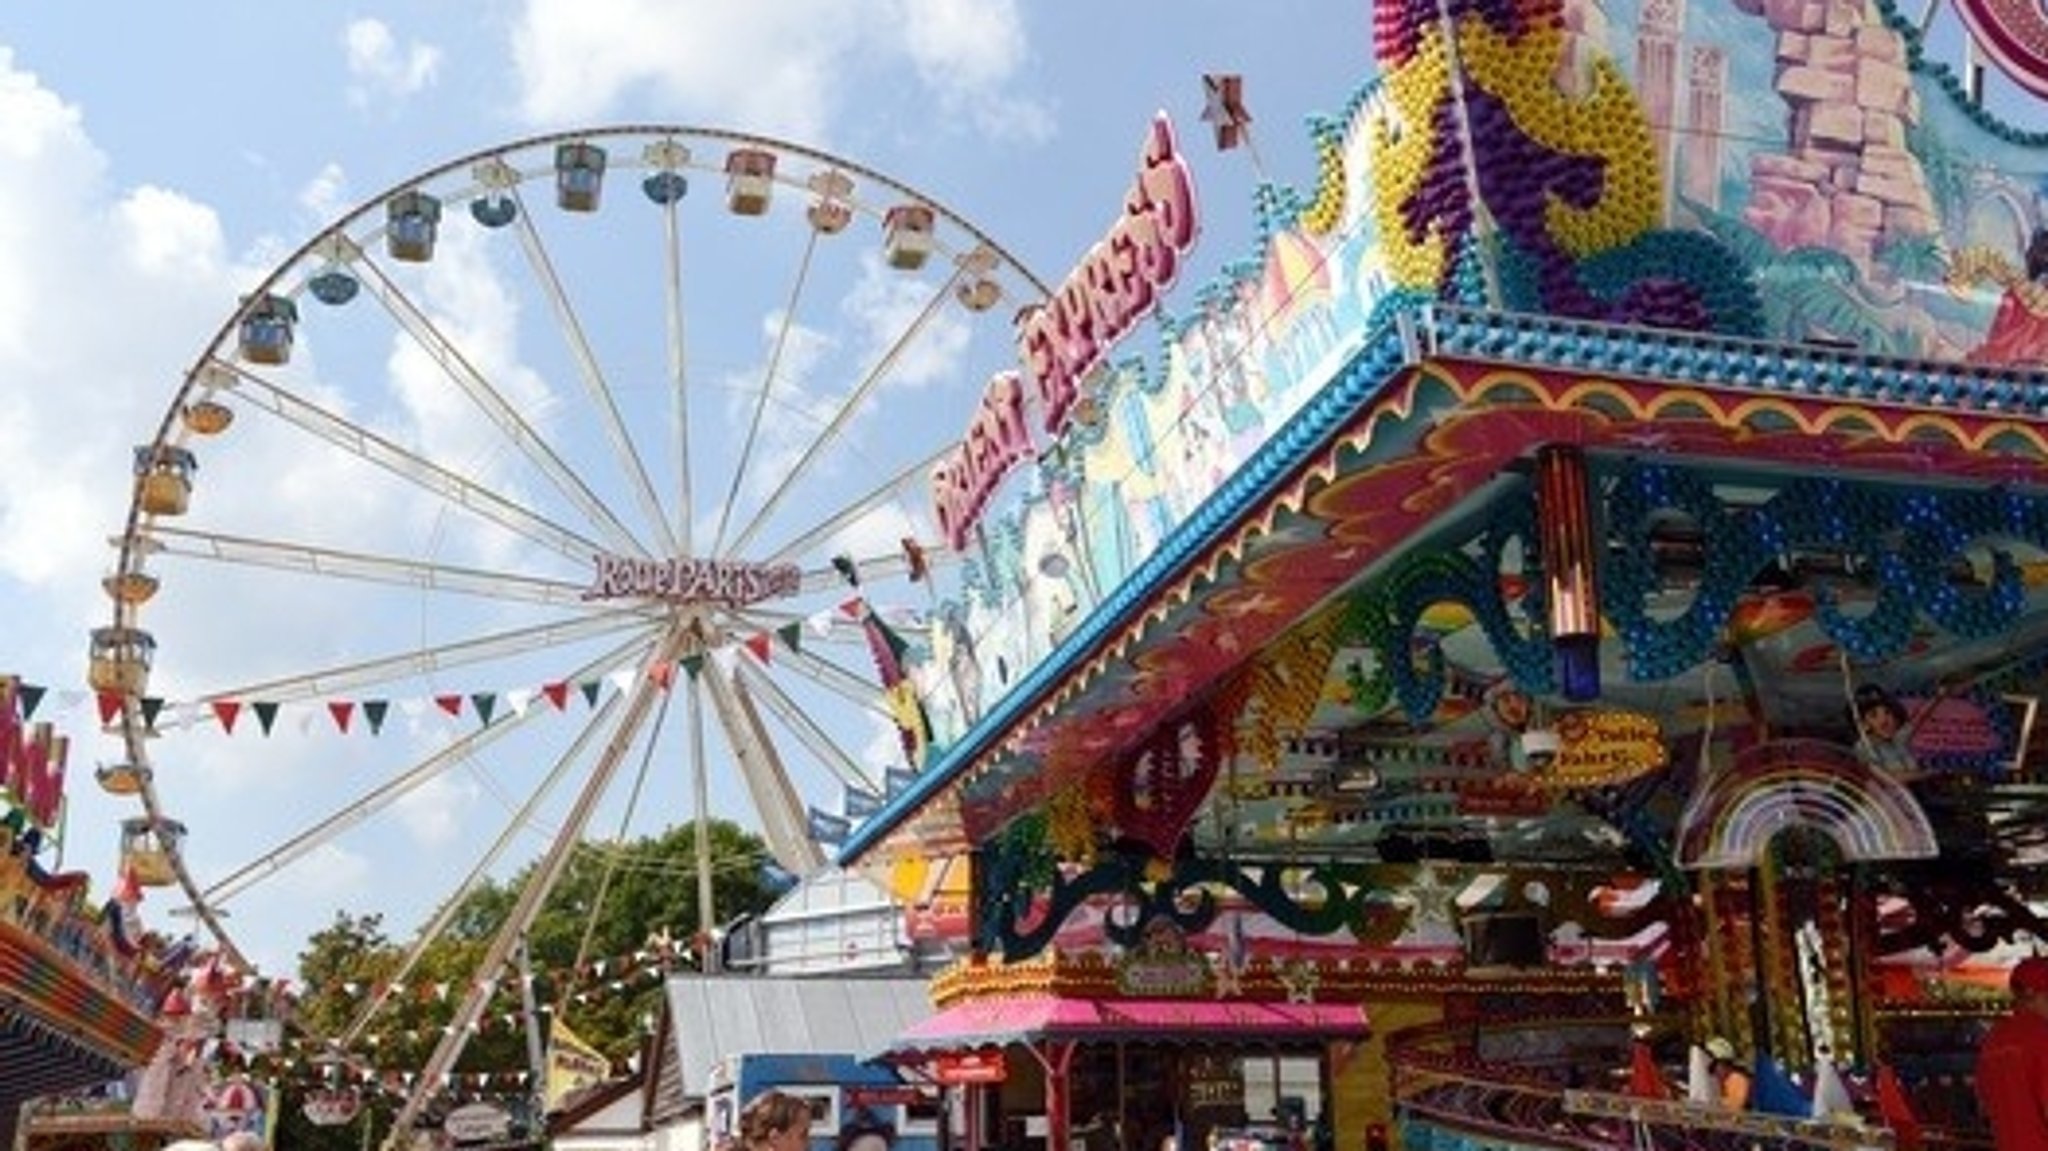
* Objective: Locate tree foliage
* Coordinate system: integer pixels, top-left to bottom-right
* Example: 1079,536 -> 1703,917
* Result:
272,820 -> 783,1149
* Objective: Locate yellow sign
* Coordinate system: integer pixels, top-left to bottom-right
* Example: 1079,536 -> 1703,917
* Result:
1542,710 -> 1666,789
545,1019 -> 611,1110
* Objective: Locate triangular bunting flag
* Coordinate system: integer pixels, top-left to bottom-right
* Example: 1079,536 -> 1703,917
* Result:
607,668 -> 636,695
435,695 -> 464,719
470,693 -> 497,726
839,597 -> 866,619
363,700 -> 389,736
505,688 -> 535,716
97,692 -> 123,726
1875,1064 -> 1923,1151
681,654 -> 704,680
329,701 -> 355,734
807,608 -> 836,639
777,623 -> 803,654
579,679 -> 602,707
18,683 -> 44,719
140,696 -> 166,730
542,682 -> 570,710
649,661 -> 675,690
253,701 -> 280,736
744,632 -> 773,664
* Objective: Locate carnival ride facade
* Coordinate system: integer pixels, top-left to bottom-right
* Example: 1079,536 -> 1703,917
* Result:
827,2 -> 2048,1150
0,674 -> 208,1150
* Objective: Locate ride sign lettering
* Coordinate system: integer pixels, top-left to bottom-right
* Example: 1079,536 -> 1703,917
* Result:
932,113 -> 1199,551
582,555 -> 802,607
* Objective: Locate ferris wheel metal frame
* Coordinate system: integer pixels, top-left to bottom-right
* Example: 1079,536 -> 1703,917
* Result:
96,123 -> 1053,1130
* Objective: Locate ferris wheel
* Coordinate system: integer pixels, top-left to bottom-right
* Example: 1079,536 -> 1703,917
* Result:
93,126 -> 1048,1014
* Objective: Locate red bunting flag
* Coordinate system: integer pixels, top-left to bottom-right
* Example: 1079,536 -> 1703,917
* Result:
649,661 -> 675,690
212,700 -> 242,734
328,701 -> 355,734
744,632 -> 774,664
1201,73 -> 1252,151
434,695 -> 464,718
839,597 -> 866,619
542,682 -> 569,710
97,692 -> 123,726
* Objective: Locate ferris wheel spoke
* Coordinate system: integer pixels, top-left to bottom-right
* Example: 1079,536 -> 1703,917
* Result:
711,226 -> 825,556
506,187 -> 680,556
698,657 -> 824,873
193,609 -> 654,707
659,183 -> 695,553
350,250 -> 649,557
762,444 -> 952,567
140,524 -> 592,607
340,678 -> 636,1048
733,658 -> 879,792
209,360 -> 607,563
728,268 -> 966,556
201,630 -> 652,911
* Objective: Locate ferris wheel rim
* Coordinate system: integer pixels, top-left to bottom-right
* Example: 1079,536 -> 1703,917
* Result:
98,122 -> 1052,987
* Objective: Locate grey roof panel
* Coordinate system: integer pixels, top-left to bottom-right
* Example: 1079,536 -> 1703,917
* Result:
662,975 -> 935,1096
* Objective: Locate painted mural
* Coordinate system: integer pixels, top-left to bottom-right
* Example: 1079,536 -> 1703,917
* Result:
878,0 -> 2048,816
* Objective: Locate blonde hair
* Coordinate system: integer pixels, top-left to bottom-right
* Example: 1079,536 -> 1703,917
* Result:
740,1090 -> 811,1150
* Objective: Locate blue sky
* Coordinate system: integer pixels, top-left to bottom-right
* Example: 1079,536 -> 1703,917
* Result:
0,3 -> 1368,982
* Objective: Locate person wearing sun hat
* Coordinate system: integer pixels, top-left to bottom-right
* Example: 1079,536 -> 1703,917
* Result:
1702,1036 -> 1753,1111
1978,955 -> 2048,1150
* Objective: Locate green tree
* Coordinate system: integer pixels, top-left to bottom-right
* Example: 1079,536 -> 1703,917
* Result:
271,822 -> 784,1143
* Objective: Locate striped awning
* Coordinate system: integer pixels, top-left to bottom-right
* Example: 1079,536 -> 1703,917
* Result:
0,1005 -> 131,1131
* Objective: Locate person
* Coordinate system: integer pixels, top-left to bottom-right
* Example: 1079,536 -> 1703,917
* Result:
740,1090 -> 814,1151
1704,1036 -> 1752,1111
1977,956 -> 2048,1150
1853,683 -> 1936,781
1950,227 -> 2048,366
1483,679 -> 1537,772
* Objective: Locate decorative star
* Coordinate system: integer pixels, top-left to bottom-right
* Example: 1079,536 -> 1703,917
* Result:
1400,863 -> 1459,931
1279,958 -> 1320,1003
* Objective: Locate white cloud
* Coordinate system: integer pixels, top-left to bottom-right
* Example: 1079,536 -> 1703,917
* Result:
298,162 -> 352,227
507,0 -> 1049,144
896,0 -> 1053,143
394,770 -> 481,848
843,254 -> 971,390
343,18 -> 443,110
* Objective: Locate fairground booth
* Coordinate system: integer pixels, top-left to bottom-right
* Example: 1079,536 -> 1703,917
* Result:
0,675 -> 195,1150
830,3 -> 2048,1150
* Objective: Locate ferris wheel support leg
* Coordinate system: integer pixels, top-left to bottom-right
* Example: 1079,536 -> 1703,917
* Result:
380,626 -> 694,1150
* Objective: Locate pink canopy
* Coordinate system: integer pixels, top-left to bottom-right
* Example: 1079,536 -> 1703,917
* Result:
876,994 -> 1368,1058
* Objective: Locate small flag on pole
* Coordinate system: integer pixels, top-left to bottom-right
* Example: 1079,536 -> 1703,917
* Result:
1202,74 -> 1252,151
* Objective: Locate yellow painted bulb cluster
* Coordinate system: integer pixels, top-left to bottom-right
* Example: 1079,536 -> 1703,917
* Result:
1303,136 -> 1347,237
